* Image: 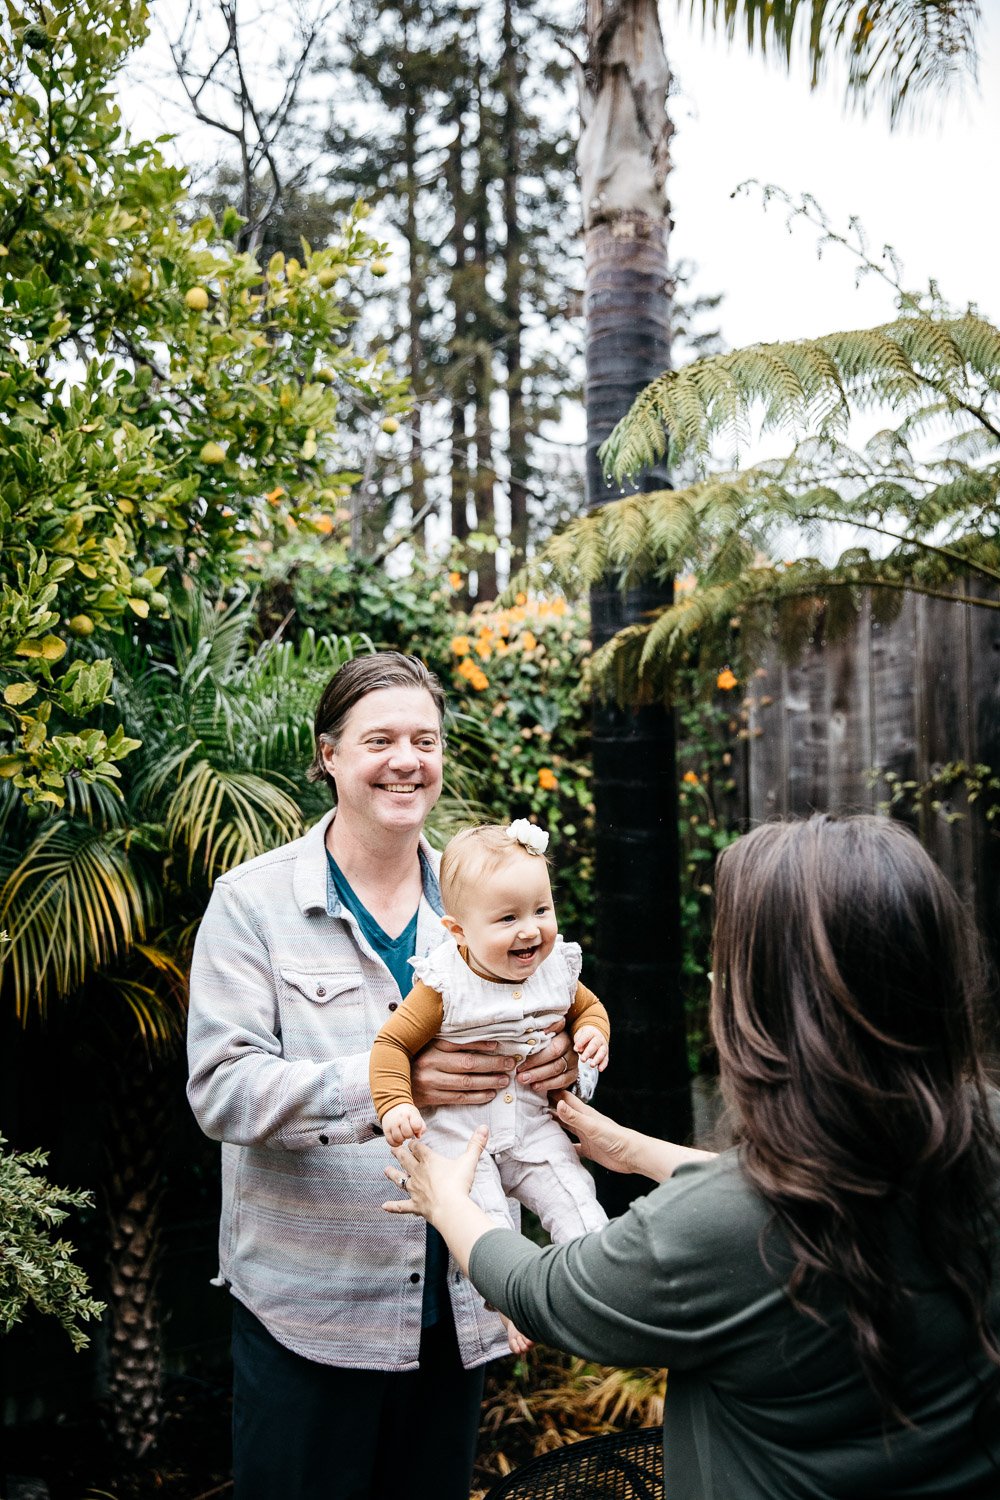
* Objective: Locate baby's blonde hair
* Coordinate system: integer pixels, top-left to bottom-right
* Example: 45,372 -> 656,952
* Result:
439,824 -> 550,917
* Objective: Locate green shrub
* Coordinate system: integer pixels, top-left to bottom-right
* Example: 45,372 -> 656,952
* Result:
0,1133 -> 105,1351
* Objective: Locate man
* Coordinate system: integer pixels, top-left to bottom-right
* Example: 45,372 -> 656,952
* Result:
187,652 -> 581,1499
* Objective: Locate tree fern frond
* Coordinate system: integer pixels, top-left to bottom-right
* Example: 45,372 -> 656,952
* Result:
601,314 -> 1000,482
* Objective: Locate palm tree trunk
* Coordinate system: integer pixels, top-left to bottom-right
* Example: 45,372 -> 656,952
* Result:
579,0 -> 691,1213
501,0 -> 529,572
103,1051 -> 172,1459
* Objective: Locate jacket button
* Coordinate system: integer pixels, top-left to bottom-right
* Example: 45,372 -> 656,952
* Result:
388,1001 -> 398,1011
316,986 -> 327,997
409,1272 -> 421,1284
319,1134 -> 329,1145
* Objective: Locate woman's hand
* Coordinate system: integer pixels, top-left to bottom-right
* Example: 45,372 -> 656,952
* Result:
552,1091 -> 637,1174
383,1126 -> 503,1278
516,1019 -> 579,1093
554,1091 -> 718,1183
383,1126 -> 488,1225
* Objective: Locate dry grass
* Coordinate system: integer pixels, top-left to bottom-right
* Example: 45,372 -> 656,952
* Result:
471,1350 -> 665,1496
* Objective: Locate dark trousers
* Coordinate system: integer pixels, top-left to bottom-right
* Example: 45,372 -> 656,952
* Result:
231,1297 -> 486,1500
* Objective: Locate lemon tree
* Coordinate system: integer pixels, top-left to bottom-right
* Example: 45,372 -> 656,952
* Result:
0,0 -> 406,806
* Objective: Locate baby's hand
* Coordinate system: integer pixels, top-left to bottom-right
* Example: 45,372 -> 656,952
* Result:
382,1103 -> 426,1146
574,1026 -> 609,1071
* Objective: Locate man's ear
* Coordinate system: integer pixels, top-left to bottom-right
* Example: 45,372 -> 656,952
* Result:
441,914 -> 465,941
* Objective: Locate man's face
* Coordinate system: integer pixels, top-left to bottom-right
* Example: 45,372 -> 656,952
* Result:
322,687 -> 444,838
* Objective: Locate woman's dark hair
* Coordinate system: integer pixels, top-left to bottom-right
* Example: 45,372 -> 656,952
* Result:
711,814 -> 1000,1422
307,652 -> 446,800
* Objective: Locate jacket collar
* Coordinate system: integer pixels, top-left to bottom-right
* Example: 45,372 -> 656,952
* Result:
292,807 -> 443,918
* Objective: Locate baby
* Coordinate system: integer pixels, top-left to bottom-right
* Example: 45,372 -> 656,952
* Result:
369,819 -> 610,1352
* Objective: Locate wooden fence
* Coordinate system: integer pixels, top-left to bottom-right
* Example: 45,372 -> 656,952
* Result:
739,587 -> 1000,938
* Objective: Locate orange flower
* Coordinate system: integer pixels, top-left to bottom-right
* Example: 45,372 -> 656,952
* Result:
475,640 -> 492,660
265,485 -> 285,506
682,770 -> 700,785
448,571 -> 463,589
515,591 -> 528,606
675,574 -> 696,596
716,668 -> 738,691
551,598 -> 566,616
470,668 -> 489,691
521,630 -> 537,652
313,514 -> 334,534
456,657 -> 478,681
450,635 -> 470,656
538,767 -> 558,791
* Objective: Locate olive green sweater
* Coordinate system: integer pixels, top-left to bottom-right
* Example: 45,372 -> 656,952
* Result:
469,1151 -> 1000,1498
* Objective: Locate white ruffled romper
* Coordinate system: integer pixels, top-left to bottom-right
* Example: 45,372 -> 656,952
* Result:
411,936 -> 608,1242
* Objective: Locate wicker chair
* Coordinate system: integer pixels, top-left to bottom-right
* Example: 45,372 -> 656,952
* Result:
483,1427 -> 663,1500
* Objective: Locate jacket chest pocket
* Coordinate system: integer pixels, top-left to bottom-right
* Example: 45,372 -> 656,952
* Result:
278,966 -> 368,1058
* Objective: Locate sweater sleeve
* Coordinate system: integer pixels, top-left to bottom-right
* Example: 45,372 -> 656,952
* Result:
566,981 -> 611,1044
468,1157 -> 783,1372
369,982 -> 445,1118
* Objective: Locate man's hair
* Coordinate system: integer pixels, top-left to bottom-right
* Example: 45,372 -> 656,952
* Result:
307,652 -> 446,800
440,824 -> 549,917
711,813 -> 1000,1422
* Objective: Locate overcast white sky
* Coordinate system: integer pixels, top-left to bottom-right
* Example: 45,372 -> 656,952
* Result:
663,4 -> 998,345
122,0 -> 998,498
124,2 -> 998,348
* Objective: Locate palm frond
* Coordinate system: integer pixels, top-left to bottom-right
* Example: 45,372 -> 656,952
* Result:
692,0 -> 980,124
139,751 -> 305,882
0,822 -> 158,1021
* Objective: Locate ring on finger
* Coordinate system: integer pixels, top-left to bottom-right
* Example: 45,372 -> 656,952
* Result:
399,1172 -> 409,1190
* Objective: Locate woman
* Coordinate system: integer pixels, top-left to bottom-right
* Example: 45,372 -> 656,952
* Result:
187,651 -> 581,1500
386,815 -> 1000,1497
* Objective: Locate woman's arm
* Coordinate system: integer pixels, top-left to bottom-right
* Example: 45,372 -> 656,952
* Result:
552,1092 -> 716,1183
382,1130 -> 695,1369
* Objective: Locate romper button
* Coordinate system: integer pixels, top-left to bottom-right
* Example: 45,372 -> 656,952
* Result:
388,1001 -> 398,1011
409,1272 -> 421,1284
512,989 -> 522,999
504,1093 -> 513,1104
316,986 -> 326,997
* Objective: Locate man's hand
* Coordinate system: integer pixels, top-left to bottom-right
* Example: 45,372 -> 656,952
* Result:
516,1019 -> 578,1093
574,1025 -> 609,1071
381,1102 -> 426,1146
412,1038 -> 518,1110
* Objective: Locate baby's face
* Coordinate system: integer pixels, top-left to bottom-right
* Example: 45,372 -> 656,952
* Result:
455,855 -> 558,983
